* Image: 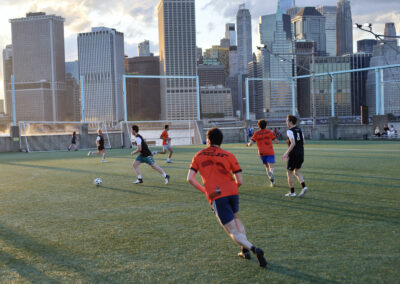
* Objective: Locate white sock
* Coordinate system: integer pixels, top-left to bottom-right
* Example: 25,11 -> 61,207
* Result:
138,175 -> 142,179
162,172 -> 167,178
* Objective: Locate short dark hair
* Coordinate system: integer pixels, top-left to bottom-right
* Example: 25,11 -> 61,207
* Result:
207,127 -> 223,146
287,115 -> 297,125
257,119 -> 267,129
131,125 -> 139,132
165,125 -> 169,130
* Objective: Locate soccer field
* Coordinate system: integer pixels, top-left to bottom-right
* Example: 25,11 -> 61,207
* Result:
0,141 -> 399,283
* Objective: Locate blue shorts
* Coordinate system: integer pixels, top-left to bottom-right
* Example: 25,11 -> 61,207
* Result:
211,195 -> 239,225
260,155 -> 275,164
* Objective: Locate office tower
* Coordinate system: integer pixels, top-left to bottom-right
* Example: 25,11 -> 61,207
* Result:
287,7 -> 301,18
366,44 -> 400,115
2,45 -> 12,116
78,27 -> 125,122
280,0 -> 295,14
258,3 -> 295,118
9,12 -> 66,121
158,0 -> 197,120
138,40 -> 151,57
316,6 -> 337,56
204,45 -> 229,78
357,39 -> 378,54
336,0 -> 353,56
0,100 -> 4,114
65,61 -> 80,121
225,23 -> 236,46
292,7 -> 326,55
197,64 -> 225,86
236,4 -> 252,74
200,86 -> 233,118
220,38 -> 230,48
126,56 -> 161,120
248,54 -> 263,118
314,56 -> 352,117
384,23 -> 397,45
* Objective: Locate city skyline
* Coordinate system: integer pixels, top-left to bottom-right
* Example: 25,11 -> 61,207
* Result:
0,0 -> 399,101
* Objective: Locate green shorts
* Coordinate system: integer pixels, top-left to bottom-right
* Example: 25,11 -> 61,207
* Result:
136,155 -> 155,165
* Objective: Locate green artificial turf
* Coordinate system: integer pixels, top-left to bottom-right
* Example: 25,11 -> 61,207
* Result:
0,141 -> 399,283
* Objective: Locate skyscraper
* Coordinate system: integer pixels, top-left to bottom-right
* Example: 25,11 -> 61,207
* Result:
78,27 -> 125,122
258,2 -> 294,118
2,45 -> 12,116
138,40 -> 151,57
225,23 -> 236,46
236,4 -> 252,74
9,12 -> 66,121
384,23 -> 398,45
158,0 -> 197,120
357,39 -> 378,54
316,6 -> 337,56
336,0 -> 353,56
292,7 -> 326,55
280,0 -> 295,14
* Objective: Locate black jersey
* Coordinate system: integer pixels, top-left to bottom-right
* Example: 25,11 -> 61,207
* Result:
97,135 -> 105,148
71,134 -> 77,144
135,134 -> 152,157
287,127 -> 304,156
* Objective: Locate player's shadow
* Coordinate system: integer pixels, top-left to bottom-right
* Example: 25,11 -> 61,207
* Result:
240,192 -> 399,225
267,262 -> 340,284
0,249 -> 60,283
99,185 -> 151,195
0,223 -> 111,282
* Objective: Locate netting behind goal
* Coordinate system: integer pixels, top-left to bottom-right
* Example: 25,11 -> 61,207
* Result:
124,120 -> 200,147
19,121 -> 112,152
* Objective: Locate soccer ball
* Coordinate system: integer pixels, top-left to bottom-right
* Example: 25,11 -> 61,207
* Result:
94,178 -> 102,186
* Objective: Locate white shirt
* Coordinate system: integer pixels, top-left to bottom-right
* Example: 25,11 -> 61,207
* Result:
135,136 -> 142,146
287,130 -> 305,141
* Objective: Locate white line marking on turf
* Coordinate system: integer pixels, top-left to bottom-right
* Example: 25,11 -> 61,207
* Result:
305,147 -> 400,153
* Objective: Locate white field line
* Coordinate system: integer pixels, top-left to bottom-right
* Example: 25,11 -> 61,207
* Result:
305,147 -> 400,153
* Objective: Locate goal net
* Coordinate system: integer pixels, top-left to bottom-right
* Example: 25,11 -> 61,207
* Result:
19,121 -> 112,152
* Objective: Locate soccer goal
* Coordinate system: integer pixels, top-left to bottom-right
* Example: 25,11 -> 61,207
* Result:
122,120 -> 201,148
19,121 -> 112,152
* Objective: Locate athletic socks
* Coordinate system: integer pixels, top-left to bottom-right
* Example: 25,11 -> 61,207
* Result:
291,187 -> 295,193
162,172 -> 167,178
138,175 -> 142,179
301,182 -> 306,188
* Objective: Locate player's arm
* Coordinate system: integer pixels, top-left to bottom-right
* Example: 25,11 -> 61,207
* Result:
282,135 -> 295,160
246,138 -> 255,147
234,171 -> 243,187
131,138 -> 142,155
272,137 -> 279,144
187,169 -> 206,194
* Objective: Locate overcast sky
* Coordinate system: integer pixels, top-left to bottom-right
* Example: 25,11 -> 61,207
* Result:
0,0 -> 399,100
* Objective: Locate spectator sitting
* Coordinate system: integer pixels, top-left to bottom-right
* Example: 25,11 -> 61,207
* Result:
388,125 -> 396,137
382,124 -> 390,136
374,126 -> 381,137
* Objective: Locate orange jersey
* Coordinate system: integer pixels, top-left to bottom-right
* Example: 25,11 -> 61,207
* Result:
190,146 -> 242,203
251,129 -> 276,156
161,130 -> 169,145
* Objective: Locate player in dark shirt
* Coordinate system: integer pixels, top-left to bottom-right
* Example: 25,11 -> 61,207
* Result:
282,115 -> 308,197
88,129 -> 107,162
130,125 -> 170,184
68,131 -> 78,151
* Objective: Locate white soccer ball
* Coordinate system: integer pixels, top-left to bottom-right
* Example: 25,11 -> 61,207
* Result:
94,178 -> 102,186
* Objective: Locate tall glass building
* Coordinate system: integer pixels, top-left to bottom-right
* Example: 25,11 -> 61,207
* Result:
316,6 -> 337,56
336,0 -> 353,56
279,0 -> 295,14
78,27 -> 125,122
158,0 -> 197,120
236,4 -> 252,74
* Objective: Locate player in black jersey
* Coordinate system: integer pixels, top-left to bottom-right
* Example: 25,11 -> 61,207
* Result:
281,115 -> 308,197
130,125 -> 170,185
88,129 -> 107,162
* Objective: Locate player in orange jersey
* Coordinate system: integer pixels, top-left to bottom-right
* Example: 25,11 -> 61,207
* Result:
153,125 -> 173,163
187,127 -> 267,268
247,119 -> 279,187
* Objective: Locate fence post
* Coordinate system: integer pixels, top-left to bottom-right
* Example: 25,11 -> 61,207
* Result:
196,76 -> 200,121
375,69 -> 380,115
380,68 -> 384,115
331,75 -> 335,117
291,78 -> 296,115
123,75 -> 127,122
245,78 -> 250,120
80,75 -> 85,122
11,74 -> 16,126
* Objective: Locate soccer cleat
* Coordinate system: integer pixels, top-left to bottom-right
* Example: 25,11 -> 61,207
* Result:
133,178 -> 143,184
87,151 -> 93,156
285,192 -> 297,197
299,187 -> 308,198
238,247 -> 251,260
255,248 -> 267,268
152,151 -> 158,155
166,159 -> 172,163
164,175 -> 170,184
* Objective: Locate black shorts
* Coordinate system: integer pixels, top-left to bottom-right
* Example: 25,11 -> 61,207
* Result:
97,146 -> 105,151
287,153 -> 304,171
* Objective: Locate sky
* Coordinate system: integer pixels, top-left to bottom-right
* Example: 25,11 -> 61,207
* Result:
0,0 -> 399,100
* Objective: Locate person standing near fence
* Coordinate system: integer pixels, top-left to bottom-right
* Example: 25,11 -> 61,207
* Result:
68,131 -> 78,151
153,125 -> 173,163
88,129 -> 107,163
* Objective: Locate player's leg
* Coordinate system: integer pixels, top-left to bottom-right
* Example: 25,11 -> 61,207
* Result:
68,144 -> 72,151
166,147 -> 173,163
294,169 -> 308,197
133,160 -> 143,184
102,150 -> 107,162
149,157 -> 170,184
285,169 -> 296,197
